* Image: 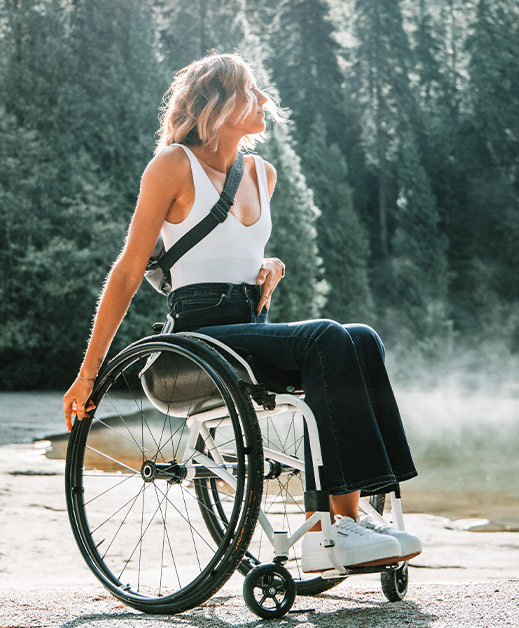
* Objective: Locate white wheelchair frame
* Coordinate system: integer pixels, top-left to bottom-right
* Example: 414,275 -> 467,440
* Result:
66,314 -> 412,619
170,316 -> 408,581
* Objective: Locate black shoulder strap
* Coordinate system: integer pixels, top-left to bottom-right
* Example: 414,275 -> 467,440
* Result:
156,150 -> 245,274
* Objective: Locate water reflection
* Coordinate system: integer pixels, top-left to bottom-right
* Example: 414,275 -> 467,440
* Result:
1,385 -> 516,529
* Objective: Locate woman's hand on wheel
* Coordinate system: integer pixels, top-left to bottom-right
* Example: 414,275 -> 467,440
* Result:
63,377 -> 96,432
255,257 -> 285,315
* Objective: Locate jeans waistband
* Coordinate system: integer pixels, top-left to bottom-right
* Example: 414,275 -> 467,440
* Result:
167,282 -> 261,308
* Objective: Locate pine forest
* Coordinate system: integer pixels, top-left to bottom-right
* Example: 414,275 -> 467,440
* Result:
0,0 -> 517,390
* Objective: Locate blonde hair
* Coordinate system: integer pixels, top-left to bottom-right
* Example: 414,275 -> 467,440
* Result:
155,51 -> 285,154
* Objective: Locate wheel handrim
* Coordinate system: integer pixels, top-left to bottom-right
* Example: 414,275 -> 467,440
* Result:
66,341 -> 258,606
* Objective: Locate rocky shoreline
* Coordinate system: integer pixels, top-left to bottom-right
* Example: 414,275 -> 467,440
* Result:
0,442 -> 517,627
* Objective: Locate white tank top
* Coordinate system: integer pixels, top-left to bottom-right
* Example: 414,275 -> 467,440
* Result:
161,143 -> 272,292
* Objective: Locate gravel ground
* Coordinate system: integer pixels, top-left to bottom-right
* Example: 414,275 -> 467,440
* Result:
1,580 -> 517,628
1,444 -> 518,628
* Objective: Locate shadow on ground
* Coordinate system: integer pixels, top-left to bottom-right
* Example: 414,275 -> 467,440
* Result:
58,592 -> 438,628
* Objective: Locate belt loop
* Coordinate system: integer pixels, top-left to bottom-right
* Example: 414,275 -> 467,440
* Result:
225,283 -> 233,299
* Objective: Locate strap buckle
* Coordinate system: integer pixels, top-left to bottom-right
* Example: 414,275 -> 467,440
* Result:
210,191 -> 233,223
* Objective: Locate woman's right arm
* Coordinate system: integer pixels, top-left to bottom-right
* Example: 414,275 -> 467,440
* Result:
63,147 -> 187,430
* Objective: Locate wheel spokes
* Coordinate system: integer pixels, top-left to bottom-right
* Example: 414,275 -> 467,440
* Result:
71,341 -> 259,606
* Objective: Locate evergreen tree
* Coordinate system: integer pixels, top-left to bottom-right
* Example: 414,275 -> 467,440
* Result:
350,0 -> 418,256
302,115 -> 374,323
262,128 -> 327,322
266,0 -> 345,149
0,0 -> 166,387
467,0 -> 519,190
67,0 -> 164,198
390,132 -> 450,348
1,0 -> 517,386
240,33 -> 326,321
60,0 -> 168,367
154,0 -> 247,72
444,0 -> 519,342
410,0 -> 473,229
1,0 -> 69,129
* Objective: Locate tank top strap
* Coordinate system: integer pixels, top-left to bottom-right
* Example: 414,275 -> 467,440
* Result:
252,155 -> 269,207
171,143 -> 214,194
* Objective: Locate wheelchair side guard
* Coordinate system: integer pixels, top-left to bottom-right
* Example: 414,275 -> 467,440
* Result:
178,331 -> 303,395
178,331 -> 261,386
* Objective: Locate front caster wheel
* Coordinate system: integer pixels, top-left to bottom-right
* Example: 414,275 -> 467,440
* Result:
243,563 -> 296,619
381,562 -> 408,601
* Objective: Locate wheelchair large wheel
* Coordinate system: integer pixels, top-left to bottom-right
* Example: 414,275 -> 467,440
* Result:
66,335 -> 263,614
195,407 -> 343,596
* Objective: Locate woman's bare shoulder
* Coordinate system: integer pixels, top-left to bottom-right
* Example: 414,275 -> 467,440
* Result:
141,145 -> 191,192
261,158 -> 277,178
261,158 -> 277,199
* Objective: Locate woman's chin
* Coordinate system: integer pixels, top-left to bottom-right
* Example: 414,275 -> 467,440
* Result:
250,122 -> 266,134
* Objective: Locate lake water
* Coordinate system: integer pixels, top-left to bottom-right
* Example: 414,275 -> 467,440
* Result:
1,387 -> 517,529
0,391 -> 141,445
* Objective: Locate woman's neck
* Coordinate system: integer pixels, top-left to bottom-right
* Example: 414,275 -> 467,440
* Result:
190,134 -> 241,175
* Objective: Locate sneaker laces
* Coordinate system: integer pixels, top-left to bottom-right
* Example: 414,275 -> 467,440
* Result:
357,514 -> 391,533
334,515 -> 377,537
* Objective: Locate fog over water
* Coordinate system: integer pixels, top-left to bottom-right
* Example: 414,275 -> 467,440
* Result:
395,385 -> 518,527
1,364 -> 517,527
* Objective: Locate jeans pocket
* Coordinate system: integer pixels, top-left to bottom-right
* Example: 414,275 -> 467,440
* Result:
171,292 -> 227,319
179,293 -> 227,314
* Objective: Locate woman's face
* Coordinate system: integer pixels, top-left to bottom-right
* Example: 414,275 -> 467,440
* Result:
226,80 -> 268,136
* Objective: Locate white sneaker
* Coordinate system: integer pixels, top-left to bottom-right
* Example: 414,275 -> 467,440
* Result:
357,514 -> 422,561
301,515 -> 400,573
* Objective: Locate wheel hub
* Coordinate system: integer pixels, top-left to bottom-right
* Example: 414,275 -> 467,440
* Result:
140,459 -> 187,484
141,460 -> 157,482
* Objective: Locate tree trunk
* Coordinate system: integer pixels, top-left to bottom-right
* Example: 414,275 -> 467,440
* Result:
379,167 -> 388,255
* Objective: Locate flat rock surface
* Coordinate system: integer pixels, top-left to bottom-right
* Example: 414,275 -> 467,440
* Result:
0,443 -> 518,627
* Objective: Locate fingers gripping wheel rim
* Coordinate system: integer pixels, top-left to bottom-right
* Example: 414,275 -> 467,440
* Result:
65,337 -> 263,614
243,563 -> 296,619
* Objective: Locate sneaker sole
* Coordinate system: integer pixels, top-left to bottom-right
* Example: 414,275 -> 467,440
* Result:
399,551 -> 421,562
301,537 -> 401,574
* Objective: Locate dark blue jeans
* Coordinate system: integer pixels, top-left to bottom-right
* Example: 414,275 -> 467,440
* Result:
168,282 -> 417,495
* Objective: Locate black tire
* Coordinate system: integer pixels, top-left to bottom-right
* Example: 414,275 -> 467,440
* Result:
381,563 -> 408,601
195,407 -> 343,596
65,335 -> 263,614
243,563 -> 296,619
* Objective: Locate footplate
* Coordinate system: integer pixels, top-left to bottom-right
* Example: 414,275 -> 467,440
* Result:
320,562 -> 401,579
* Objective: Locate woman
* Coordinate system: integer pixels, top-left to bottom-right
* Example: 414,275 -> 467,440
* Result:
63,52 -> 421,574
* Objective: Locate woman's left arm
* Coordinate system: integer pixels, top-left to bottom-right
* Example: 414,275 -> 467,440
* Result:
255,160 -> 285,314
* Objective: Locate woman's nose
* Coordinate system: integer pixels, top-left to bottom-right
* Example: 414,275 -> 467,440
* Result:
255,89 -> 268,105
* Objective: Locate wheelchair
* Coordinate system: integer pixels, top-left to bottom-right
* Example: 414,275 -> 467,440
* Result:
65,316 -> 411,618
